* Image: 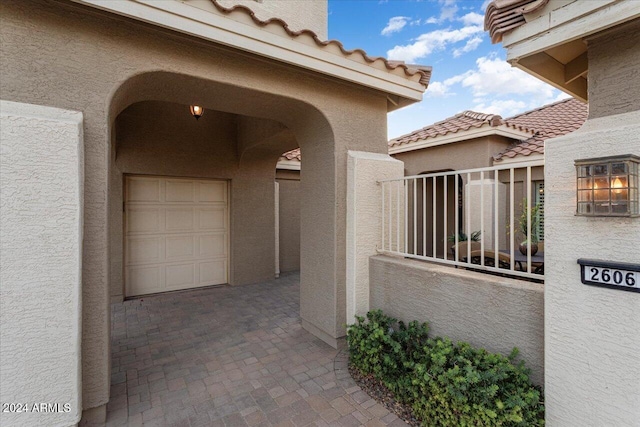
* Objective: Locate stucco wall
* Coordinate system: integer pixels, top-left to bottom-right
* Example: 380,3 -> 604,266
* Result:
190,0 -> 328,40
544,110 -> 640,425
1,0 -> 389,410
542,23 -> 640,426
393,135 -> 513,175
587,19 -> 640,119
346,152 -> 404,324
0,101 -> 83,427
276,169 -> 301,273
110,101 -> 285,299
369,255 -> 545,385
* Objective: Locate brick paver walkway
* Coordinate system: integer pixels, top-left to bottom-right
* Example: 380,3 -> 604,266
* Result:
106,273 -> 407,427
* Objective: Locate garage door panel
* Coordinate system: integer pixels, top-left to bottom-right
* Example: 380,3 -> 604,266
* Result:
128,177 -> 161,202
127,265 -> 162,295
125,176 -> 228,297
166,207 -> 195,232
127,237 -> 161,264
165,263 -> 195,289
127,208 -> 161,233
198,207 -> 225,230
199,181 -> 227,203
199,261 -> 226,285
199,233 -> 226,257
166,235 -> 195,260
165,180 -> 195,202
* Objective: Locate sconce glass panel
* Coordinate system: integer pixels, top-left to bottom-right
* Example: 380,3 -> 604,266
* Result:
575,155 -> 640,217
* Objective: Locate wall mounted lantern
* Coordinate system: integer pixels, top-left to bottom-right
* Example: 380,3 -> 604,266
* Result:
190,105 -> 204,120
575,154 -> 639,217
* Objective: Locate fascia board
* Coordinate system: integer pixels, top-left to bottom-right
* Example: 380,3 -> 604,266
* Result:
503,0 -> 639,61
71,0 -> 425,102
388,126 -> 533,155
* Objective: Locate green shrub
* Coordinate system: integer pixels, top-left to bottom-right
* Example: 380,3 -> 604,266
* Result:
347,311 -> 544,426
347,310 -> 430,397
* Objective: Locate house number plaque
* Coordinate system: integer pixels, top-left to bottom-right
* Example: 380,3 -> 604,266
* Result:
577,259 -> 640,293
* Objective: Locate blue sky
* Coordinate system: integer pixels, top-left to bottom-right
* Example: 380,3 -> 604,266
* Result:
328,0 -> 569,139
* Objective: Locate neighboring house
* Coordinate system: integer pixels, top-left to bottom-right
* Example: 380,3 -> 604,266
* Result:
485,1 -> 640,425
0,1 -> 431,425
281,99 -> 588,259
390,98 -> 587,255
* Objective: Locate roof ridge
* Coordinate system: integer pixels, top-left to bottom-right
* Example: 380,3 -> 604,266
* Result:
209,0 -> 432,86
460,110 -> 503,124
389,109 -> 512,146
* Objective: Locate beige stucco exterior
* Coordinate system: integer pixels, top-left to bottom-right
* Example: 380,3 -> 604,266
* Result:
587,19 -> 640,119
491,4 -> 640,425
346,152 -> 405,324
197,0 -> 328,40
0,101 -> 84,427
1,0 -> 409,420
369,255 -> 545,385
542,24 -> 640,426
394,135 -> 514,175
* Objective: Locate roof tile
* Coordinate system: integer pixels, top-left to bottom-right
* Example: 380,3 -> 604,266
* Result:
280,148 -> 301,162
280,99 -> 587,164
210,0 -> 432,86
388,110 -> 507,147
494,98 -> 588,161
484,0 -> 550,43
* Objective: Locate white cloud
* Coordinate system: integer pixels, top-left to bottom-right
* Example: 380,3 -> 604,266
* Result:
425,81 -> 454,98
554,91 -> 572,102
452,36 -> 483,57
439,2 -> 459,22
458,55 -> 556,101
472,99 -> 528,117
425,0 -> 459,25
381,16 -> 410,36
387,25 -> 483,62
421,54 -> 565,117
459,12 -> 484,26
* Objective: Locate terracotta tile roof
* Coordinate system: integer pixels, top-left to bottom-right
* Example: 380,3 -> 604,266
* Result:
494,98 -> 588,161
388,110 -> 516,148
484,0 -> 550,43
280,148 -> 301,162
282,99 -> 586,164
210,1 -> 432,86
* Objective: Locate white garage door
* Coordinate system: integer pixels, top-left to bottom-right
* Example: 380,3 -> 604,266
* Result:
125,176 -> 228,297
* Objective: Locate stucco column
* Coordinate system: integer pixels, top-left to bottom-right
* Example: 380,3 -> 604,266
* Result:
346,151 -> 404,324
544,111 -> 640,426
543,25 -> 640,426
0,101 -> 84,427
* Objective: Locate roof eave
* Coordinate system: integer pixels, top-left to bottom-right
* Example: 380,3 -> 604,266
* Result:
495,0 -> 640,102
71,0 -> 428,110
389,125 -> 533,155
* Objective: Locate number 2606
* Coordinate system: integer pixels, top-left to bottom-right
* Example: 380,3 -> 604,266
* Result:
590,267 -> 637,287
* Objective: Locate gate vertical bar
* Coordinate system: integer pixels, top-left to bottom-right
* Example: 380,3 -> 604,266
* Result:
432,176 -> 437,257
480,171 -> 484,266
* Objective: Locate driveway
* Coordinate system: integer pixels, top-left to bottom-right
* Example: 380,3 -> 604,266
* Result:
106,273 -> 407,426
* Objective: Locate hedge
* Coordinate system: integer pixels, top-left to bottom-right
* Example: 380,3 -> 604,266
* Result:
347,310 -> 544,426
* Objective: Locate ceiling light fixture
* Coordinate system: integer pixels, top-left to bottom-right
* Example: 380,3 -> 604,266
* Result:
190,105 -> 204,120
